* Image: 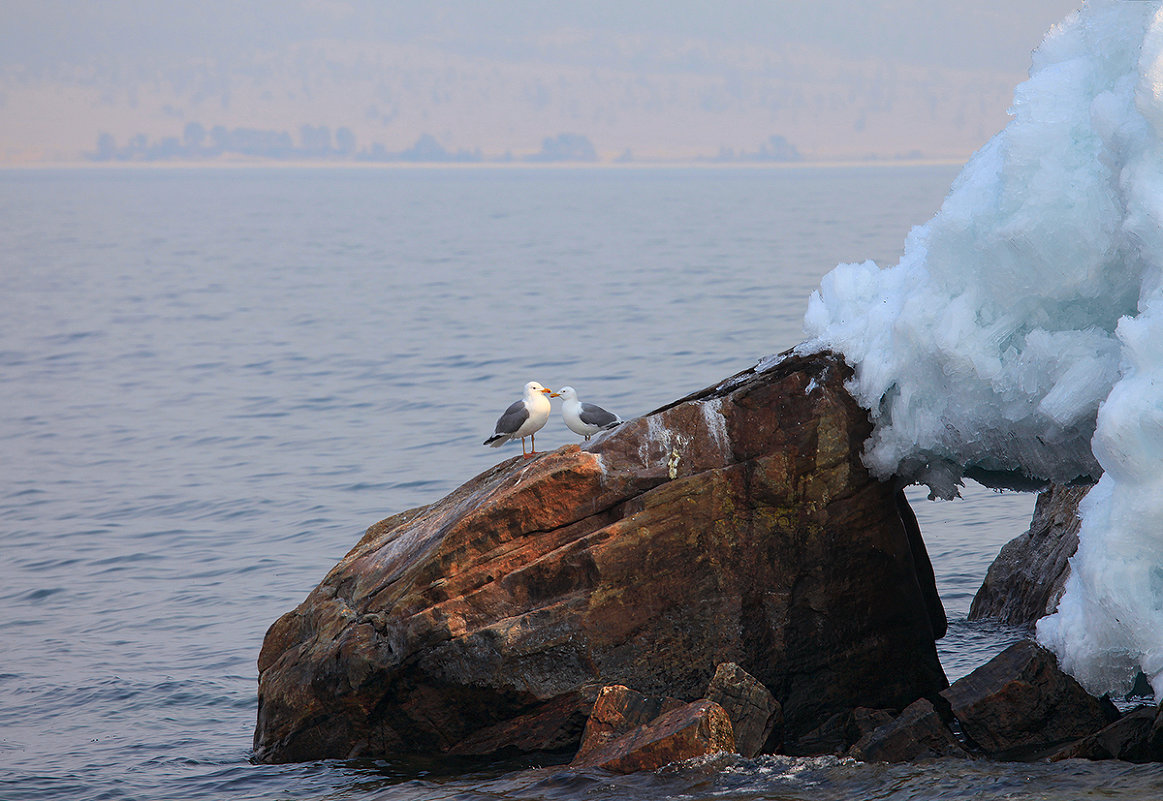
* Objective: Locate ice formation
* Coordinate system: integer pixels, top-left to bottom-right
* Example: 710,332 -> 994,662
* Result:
801,0 -> 1163,695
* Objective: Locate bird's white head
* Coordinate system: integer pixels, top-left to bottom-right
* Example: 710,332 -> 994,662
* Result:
525,381 -> 552,397
551,386 -> 577,400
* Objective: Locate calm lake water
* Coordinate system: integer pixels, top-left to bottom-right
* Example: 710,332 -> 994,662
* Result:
3,166 -> 1160,800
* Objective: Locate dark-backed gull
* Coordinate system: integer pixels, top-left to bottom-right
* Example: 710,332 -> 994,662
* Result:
551,386 -> 621,441
484,381 -> 553,457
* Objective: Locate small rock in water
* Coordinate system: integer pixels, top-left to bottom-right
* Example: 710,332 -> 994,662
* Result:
1050,705 -> 1163,763
570,697 -> 735,774
572,685 -> 684,764
704,662 -> 781,758
847,698 -> 969,763
940,640 -> 1119,760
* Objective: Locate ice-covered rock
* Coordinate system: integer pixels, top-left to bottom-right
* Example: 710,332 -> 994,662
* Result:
802,0 -> 1163,695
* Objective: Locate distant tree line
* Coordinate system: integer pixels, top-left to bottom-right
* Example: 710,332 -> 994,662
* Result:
92,123 -> 356,161
89,125 -> 602,164
89,124 -> 800,164
708,135 -> 802,163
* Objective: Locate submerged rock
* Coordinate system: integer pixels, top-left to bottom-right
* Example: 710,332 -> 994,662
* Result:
969,484 -> 1089,626
847,697 -> 969,763
252,351 -> 948,763
1050,703 -> 1163,763
939,640 -> 1118,760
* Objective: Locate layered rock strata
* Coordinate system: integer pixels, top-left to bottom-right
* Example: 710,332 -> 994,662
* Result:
253,352 -> 948,763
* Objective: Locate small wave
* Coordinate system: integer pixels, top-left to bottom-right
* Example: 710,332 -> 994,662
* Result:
13,587 -> 66,602
10,555 -> 81,571
43,331 -> 101,344
90,551 -> 165,571
3,487 -> 48,500
391,479 -> 445,492
0,349 -> 31,366
340,481 -> 394,492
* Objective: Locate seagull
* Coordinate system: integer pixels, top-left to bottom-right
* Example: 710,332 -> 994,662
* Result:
551,386 -> 621,441
484,381 -> 553,457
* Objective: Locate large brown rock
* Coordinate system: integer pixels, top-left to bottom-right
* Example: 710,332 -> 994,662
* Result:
940,640 -> 1119,760
969,484 -> 1090,626
252,351 -> 949,763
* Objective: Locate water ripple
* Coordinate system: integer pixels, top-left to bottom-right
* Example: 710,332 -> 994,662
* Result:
6,166 -> 1144,801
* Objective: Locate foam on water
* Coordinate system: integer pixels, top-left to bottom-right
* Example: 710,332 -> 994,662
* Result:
803,0 -> 1163,694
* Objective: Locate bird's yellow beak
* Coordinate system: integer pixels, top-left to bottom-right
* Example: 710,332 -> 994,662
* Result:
548,390 -> 561,397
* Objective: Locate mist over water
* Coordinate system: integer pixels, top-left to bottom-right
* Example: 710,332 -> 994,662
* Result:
3,166 -> 1159,800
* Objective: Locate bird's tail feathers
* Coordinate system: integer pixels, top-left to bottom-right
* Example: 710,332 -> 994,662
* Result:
484,434 -> 507,447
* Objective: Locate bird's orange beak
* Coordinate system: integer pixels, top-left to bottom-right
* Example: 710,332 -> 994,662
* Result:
548,390 -> 561,397
543,388 -> 555,395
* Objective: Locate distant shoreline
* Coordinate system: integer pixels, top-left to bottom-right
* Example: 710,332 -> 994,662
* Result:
0,158 -> 967,171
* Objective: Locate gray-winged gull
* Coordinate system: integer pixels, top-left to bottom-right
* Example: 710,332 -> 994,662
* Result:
484,381 -> 553,457
551,386 -> 622,441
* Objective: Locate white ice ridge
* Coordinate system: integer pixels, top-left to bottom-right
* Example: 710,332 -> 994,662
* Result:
801,0 -> 1163,695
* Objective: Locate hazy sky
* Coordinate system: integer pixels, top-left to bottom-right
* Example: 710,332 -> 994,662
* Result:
0,1 -> 1084,163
